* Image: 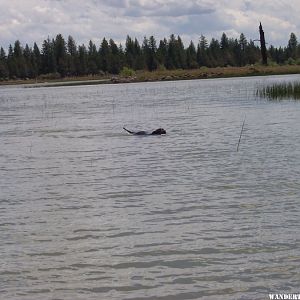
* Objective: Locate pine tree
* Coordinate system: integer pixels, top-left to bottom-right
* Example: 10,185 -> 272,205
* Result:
125,35 -> 135,69
99,38 -> 110,73
41,37 -> 56,74
220,33 -> 229,50
199,35 -> 208,50
54,34 -> 67,76
220,33 -> 230,66
143,36 -> 158,71
78,44 -> 88,75
269,45 -> 288,65
287,33 -> 297,60
166,34 -> 188,69
276,47 -> 286,64
13,40 -> 26,78
226,38 -> 237,66
133,38 -> 144,70
109,39 -> 121,74
23,44 -> 32,77
157,38 -> 168,67
118,44 -> 125,69
67,35 -> 77,56
148,36 -> 159,70
13,40 -> 23,57
0,47 -> 6,60
197,35 -> 210,67
246,40 -> 260,65
238,33 -> 248,66
7,45 -> 16,78
208,38 -> 221,67
166,34 -> 177,69
0,47 -> 9,79
186,41 -> 198,69
231,39 -> 241,66
87,40 -> 98,74
67,35 -> 77,76
176,36 -> 186,69
33,43 -> 41,76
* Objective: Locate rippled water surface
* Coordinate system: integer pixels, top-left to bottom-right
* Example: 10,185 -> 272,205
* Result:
1,75 -> 300,300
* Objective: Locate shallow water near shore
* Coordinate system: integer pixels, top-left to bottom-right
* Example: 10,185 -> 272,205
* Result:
1,75 -> 300,300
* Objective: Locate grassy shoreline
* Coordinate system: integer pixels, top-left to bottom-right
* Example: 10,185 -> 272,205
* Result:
1,65 -> 300,87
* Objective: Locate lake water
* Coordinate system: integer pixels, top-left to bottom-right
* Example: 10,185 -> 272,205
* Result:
1,75 -> 300,300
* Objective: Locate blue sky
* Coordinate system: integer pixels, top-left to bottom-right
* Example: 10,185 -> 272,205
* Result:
0,0 -> 299,49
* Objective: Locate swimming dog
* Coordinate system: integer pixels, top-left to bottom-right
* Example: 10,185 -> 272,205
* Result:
123,127 -> 166,135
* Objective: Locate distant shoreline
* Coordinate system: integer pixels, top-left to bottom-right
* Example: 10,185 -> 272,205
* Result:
1,65 -> 300,88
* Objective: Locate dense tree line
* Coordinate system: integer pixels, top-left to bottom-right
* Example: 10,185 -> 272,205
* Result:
0,32 -> 300,80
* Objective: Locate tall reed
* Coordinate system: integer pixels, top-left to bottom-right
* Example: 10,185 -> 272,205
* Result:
257,82 -> 300,100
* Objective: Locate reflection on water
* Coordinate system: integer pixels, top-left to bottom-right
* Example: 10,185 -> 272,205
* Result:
1,75 -> 300,300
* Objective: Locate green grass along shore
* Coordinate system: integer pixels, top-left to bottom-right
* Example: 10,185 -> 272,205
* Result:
1,65 -> 300,87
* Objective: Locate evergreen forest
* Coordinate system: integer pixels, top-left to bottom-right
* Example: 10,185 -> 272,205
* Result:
0,32 -> 299,80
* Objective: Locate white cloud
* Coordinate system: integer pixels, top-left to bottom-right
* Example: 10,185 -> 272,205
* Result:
124,0 -> 214,17
0,0 -> 299,50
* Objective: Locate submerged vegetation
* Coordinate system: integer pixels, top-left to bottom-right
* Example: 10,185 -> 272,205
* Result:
258,82 -> 300,100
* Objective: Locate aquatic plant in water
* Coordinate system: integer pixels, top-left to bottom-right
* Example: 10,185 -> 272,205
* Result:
257,82 -> 300,100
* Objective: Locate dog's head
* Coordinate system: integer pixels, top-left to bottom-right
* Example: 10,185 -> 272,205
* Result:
152,128 -> 166,135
